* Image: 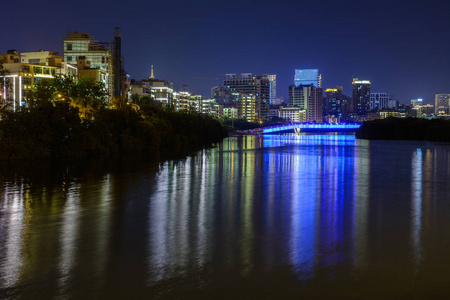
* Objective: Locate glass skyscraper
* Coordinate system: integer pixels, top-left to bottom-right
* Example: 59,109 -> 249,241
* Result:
435,94 -> 450,115
352,78 -> 371,114
294,69 -> 319,87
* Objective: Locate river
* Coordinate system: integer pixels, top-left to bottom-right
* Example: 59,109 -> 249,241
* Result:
1,133 -> 450,299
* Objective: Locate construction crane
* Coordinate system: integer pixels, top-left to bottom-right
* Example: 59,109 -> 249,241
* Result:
190,77 -> 219,89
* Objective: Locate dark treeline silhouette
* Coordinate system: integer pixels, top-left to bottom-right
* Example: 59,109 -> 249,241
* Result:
356,117 -> 450,142
220,117 -> 261,131
0,76 -> 226,160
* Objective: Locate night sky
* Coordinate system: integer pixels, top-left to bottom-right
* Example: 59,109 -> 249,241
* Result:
3,0 -> 450,103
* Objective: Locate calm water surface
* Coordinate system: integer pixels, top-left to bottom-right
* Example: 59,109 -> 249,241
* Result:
1,134 -> 450,299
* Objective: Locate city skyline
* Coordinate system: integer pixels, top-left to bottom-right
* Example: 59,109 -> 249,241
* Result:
3,0 -> 450,104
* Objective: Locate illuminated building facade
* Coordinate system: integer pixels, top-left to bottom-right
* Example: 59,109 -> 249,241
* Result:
76,57 -> 107,84
223,107 -> 238,119
239,93 -> 256,122
198,98 -> 219,116
421,104 -> 434,116
379,111 -> 406,119
146,79 -> 174,105
411,98 -> 423,107
294,69 -> 321,87
435,94 -> 450,115
0,50 -> 20,64
324,86 -> 348,118
352,78 -> 371,114
131,71 -> 174,105
130,80 -> 152,97
176,91 -> 191,110
288,84 -> 323,123
63,32 -> 115,101
411,106 -> 422,118
279,107 -> 306,123
370,92 -> 390,110
267,74 -> 277,104
0,50 -> 77,110
212,86 -> 235,106
223,73 -> 270,121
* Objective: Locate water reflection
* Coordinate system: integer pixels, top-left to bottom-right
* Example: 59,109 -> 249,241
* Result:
147,134 -> 371,282
0,183 -> 24,289
411,148 -> 422,269
2,136 -> 450,298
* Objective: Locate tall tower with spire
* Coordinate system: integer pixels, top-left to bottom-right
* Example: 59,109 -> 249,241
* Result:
150,65 -> 154,79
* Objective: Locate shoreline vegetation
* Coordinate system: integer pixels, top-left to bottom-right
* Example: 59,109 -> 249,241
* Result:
0,75 -> 227,161
356,117 -> 450,142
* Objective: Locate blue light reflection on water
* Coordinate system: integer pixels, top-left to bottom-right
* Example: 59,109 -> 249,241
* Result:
147,133 -> 370,282
3,134 -> 450,297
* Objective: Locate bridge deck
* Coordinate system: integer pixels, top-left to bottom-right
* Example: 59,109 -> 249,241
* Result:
249,123 -> 361,134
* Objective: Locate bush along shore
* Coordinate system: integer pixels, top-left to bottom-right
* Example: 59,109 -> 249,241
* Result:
356,117 -> 450,142
0,76 -> 227,160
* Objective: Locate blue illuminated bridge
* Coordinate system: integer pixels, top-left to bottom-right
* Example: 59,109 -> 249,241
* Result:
248,123 -> 362,134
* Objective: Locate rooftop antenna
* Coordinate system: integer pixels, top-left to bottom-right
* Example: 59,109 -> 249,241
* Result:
150,65 -> 154,79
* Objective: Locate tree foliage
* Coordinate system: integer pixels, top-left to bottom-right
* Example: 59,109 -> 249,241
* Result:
27,75 -> 107,119
0,77 -> 226,160
356,117 -> 450,142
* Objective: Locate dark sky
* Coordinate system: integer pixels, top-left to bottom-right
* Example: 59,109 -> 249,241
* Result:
3,0 -> 450,103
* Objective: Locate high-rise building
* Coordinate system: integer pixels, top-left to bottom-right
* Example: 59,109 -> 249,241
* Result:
294,69 -> 320,87
324,86 -> 348,118
288,84 -> 323,123
435,94 -> 450,115
64,31 -> 117,101
223,73 -> 270,121
223,107 -> 238,119
267,74 -> 276,104
113,27 -> 122,98
352,78 -> 371,114
212,86 -> 234,105
421,104 -> 434,116
411,98 -> 423,107
370,92 -> 390,110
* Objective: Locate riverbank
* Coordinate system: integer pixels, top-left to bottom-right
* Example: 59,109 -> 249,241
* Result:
0,101 -> 227,161
356,117 -> 450,142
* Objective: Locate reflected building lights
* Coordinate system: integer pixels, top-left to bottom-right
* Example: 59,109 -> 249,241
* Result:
289,145 -> 319,279
196,151 -> 208,268
411,148 -> 423,270
352,140 -> 369,270
0,185 -> 24,289
58,183 -> 81,292
240,147 -> 255,275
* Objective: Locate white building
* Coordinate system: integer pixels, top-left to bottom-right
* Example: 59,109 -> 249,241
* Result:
279,107 -> 306,123
63,32 -> 114,101
1,50 -> 77,110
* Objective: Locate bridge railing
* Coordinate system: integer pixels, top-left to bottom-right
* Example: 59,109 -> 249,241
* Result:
248,123 -> 361,134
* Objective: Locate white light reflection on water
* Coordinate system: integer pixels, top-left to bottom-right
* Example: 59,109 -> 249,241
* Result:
148,161 -> 172,283
0,184 -> 24,289
353,140 -> 369,271
57,182 -> 81,293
